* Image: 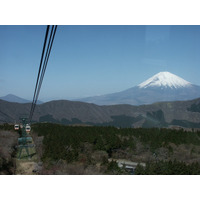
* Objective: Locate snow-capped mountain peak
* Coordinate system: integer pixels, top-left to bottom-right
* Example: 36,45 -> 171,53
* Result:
138,71 -> 192,89
77,71 -> 200,105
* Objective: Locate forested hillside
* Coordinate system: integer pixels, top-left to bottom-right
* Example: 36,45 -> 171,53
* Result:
1,122 -> 200,175
1,98 -> 200,129
31,123 -> 200,175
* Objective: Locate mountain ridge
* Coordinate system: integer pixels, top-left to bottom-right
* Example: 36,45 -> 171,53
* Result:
1,97 -> 200,128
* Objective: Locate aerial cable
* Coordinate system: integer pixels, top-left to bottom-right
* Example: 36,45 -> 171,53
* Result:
34,25 -> 57,107
29,25 -> 57,123
29,26 -> 57,121
30,26 -> 55,118
32,26 -> 56,119
29,25 -> 50,120
29,25 -> 57,122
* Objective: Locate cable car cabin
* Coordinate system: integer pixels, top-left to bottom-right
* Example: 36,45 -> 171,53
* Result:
14,124 -> 19,130
25,124 -> 31,133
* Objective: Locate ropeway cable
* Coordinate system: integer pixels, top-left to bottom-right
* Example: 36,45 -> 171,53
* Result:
29,25 -> 57,122
29,25 -> 57,123
32,25 -> 57,115
29,25 -> 50,121
29,26 -> 57,120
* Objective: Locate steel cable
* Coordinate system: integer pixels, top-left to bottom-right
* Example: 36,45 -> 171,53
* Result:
29,25 -> 57,122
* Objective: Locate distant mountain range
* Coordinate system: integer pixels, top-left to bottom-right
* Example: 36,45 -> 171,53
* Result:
76,72 -> 200,105
1,97 -> 200,128
2,72 -> 200,107
1,71 -> 200,128
0,94 -> 43,104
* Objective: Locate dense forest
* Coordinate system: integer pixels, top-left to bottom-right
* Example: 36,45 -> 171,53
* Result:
32,123 -> 200,175
135,160 -> 200,175
1,123 -> 200,174
33,123 -> 200,153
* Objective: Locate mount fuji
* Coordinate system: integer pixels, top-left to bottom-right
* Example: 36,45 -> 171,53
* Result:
77,72 -> 200,105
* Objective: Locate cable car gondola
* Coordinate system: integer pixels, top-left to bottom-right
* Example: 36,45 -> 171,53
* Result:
14,124 -> 19,130
25,124 -> 31,133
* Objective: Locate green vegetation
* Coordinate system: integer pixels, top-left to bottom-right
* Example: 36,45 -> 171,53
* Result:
132,127 -> 200,151
33,123 -> 200,165
33,123 -> 133,162
135,160 -> 200,175
99,115 -> 143,128
0,123 -> 14,131
39,114 -> 60,123
143,110 -> 167,128
0,157 -> 14,175
39,114 -> 142,128
36,110 -> 200,129
105,160 -> 127,175
187,103 -> 200,113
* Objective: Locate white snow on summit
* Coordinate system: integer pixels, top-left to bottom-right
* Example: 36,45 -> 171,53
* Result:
138,71 -> 192,89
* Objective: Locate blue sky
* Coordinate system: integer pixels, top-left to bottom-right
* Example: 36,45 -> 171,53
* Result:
1,25 -> 200,101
